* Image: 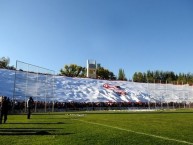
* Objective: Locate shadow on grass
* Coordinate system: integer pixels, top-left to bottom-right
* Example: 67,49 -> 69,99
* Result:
0,128 -> 74,136
35,117 -> 71,120
6,122 -> 69,124
0,128 -> 63,130
0,129 -> 62,132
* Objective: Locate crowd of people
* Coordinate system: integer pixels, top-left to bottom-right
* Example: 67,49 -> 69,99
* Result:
11,99 -> 192,112
1,95 -> 192,123
0,96 -> 34,124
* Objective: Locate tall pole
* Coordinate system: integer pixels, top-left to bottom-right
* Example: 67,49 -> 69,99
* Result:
147,76 -> 150,110
166,80 -> 169,109
188,83 -> 190,108
172,82 -> 174,109
35,67 -> 39,113
44,74 -> 48,113
24,64 -> 29,112
154,79 -> 156,109
52,72 -> 55,112
160,80 -> 162,109
12,60 -> 18,112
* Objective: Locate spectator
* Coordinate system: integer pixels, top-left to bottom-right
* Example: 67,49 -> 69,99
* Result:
0,96 -> 11,124
27,97 -> 34,119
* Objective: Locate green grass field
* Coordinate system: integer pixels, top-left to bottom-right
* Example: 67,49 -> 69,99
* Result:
1,109 -> 193,145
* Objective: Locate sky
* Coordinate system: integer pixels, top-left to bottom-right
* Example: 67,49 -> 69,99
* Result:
0,0 -> 193,79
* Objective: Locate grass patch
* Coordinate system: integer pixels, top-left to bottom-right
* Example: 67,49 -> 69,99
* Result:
0,110 -> 193,145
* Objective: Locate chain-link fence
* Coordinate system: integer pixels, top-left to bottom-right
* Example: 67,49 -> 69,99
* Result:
13,60 -> 55,113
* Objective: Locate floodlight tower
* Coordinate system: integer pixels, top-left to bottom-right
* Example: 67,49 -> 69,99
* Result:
87,60 -> 97,78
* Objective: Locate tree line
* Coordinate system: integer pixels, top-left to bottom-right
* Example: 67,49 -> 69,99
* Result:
133,70 -> 193,85
60,64 -> 127,81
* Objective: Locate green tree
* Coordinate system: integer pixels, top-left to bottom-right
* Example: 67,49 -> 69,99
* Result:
0,57 -> 10,68
96,67 -> 115,80
79,67 -> 86,77
186,73 -> 193,85
146,70 -> 154,83
133,70 -> 193,85
132,72 -> 144,82
109,71 -> 116,80
60,64 -> 85,77
118,69 -> 127,81
133,72 -> 138,82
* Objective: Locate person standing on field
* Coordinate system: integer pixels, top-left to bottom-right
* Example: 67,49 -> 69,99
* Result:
0,96 -> 10,124
27,97 -> 34,119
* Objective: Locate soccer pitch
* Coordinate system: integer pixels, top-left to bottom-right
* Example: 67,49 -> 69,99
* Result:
0,110 -> 193,145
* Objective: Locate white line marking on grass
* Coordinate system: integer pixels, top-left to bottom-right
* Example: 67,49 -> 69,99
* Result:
79,120 -> 193,145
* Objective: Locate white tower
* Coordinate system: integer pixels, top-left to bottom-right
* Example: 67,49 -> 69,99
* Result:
87,60 -> 97,78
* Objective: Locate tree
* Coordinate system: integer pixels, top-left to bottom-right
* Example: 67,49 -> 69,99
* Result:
146,70 -> 154,83
132,70 -> 193,84
118,69 -> 127,81
0,57 -> 10,68
96,67 -> 116,80
133,72 -> 138,82
186,73 -> 193,85
177,73 -> 187,84
97,67 -> 108,79
60,64 -> 85,77
109,71 -> 116,80
79,67 -> 86,77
